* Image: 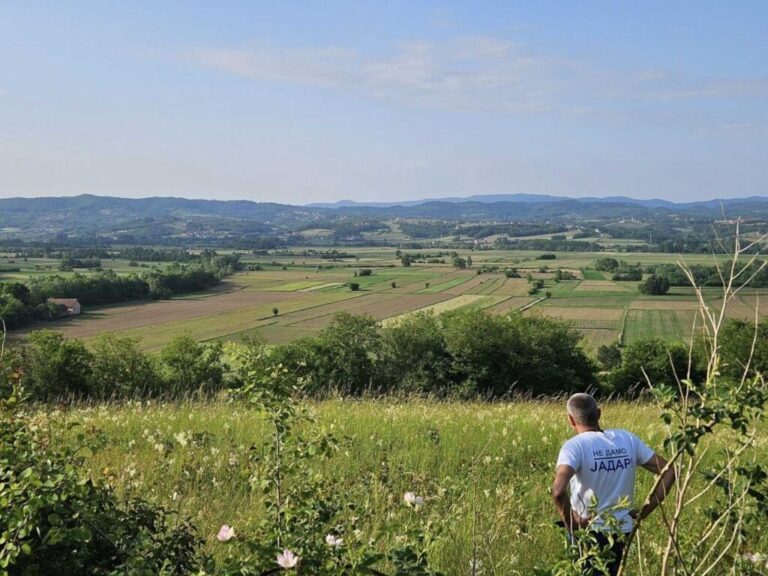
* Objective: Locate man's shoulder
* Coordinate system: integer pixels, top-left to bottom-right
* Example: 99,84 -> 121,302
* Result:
605,429 -> 652,451
604,428 -> 641,440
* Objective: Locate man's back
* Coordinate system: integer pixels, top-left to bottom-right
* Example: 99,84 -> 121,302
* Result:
556,429 -> 655,533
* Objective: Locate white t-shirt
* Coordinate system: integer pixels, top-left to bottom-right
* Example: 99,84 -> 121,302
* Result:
556,429 -> 655,533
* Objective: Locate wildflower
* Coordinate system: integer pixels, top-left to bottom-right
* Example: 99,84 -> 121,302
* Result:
325,534 -> 344,547
403,492 -> 424,506
469,558 -> 484,574
742,553 -> 768,567
277,549 -> 299,569
217,524 -> 236,542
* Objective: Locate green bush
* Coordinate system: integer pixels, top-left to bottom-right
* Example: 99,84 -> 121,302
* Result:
638,274 -> 670,295
23,331 -> 94,400
595,257 -> 620,272
89,333 -> 161,399
0,352 -> 204,574
606,337 -> 700,396
159,334 -> 226,397
719,318 -> 768,380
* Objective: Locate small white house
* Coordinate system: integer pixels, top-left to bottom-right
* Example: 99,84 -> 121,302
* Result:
48,298 -> 82,315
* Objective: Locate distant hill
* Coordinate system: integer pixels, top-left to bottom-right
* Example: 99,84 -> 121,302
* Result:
2,193 -> 768,243
308,193 -> 767,211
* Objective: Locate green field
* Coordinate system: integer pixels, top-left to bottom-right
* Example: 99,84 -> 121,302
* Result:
43,399 -> 767,574
8,249 -> 768,354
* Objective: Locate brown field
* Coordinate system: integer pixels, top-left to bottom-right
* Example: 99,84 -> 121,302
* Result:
469,278 -> 502,295
487,297 -> 535,314
579,328 -> 621,352
722,294 -> 768,319
16,284 -> 304,340
443,275 -> 487,295
532,307 -> 624,321
574,280 -> 630,292
629,300 -> 701,310
493,278 -> 532,296
287,294 -> 451,328
381,295 -> 487,326
547,297 -> 632,308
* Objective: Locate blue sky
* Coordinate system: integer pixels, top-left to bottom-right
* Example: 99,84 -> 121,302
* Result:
1,1 -> 766,204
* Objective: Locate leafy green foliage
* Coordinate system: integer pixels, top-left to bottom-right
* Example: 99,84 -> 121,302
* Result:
23,331 -> 94,400
159,334 -> 226,397
595,258 -> 620,272
0,345 -> 204,575
89,333 -> 162,399
719,318 -> 768,380
638,274 -> 670,295
19,331 -> 225,401
216,354 -> 443,575
606,337 -> 697,396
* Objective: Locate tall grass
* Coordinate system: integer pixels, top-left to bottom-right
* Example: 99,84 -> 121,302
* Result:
36,399 -> 766,574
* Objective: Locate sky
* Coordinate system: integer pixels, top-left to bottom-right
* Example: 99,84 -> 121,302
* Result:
1,1 -> 767,205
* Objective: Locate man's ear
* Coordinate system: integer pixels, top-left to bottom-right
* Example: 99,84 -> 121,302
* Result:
597,407 -> 601,422
567,413 -> 576,428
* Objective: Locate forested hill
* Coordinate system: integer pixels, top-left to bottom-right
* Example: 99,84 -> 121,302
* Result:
2,193 -> 768,242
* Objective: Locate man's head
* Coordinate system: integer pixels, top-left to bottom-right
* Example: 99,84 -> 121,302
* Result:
566,393 -> 601,430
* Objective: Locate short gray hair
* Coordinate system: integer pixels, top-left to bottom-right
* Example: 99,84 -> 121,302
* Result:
567,393 -> 600,426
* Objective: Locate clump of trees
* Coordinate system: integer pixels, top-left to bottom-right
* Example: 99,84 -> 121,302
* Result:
595,257 -> 620,272
266,310 -> 596,398
638,274 -> 670,295
611,266 -> 642,281
21,331 -> 226,401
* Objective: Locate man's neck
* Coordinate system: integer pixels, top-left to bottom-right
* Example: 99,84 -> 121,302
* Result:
574,424 -> 602,434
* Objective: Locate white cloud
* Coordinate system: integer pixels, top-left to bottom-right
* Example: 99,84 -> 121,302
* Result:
185,37 -> 768,114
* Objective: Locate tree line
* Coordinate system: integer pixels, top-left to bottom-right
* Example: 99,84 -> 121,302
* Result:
8,308 -> 766,403
0,253 -> 242,329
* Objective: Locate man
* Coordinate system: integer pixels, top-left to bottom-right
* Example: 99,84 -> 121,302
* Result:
552,393 -> 676,575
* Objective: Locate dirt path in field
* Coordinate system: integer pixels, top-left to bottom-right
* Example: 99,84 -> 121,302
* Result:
14,282 -> 302,340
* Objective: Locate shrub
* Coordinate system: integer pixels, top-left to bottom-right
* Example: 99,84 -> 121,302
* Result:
638,274 -> 670,295
89,333 -> 161,399
607,337 -> 699,396
595,257 -> 620,272
0,349 -> 204,574
22,330 -> 94,400
719,318 -> 768,380
378,312 -> 453,394
159,334 -> 226,397
596,343 -> 622,370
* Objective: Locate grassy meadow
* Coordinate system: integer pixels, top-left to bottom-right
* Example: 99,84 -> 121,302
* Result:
38,399 -> 767,574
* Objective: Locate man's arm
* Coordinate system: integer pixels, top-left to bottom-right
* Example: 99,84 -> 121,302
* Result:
552,464 -> 588,532
635,454 -> 676,520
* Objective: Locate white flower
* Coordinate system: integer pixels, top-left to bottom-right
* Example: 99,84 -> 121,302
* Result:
277,549 -> 299,569
742,553 -> 768,567
469,558 -> 484,574
403,492 -> 424,506
217,524 -> 235,542
325,534 -> 344,547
